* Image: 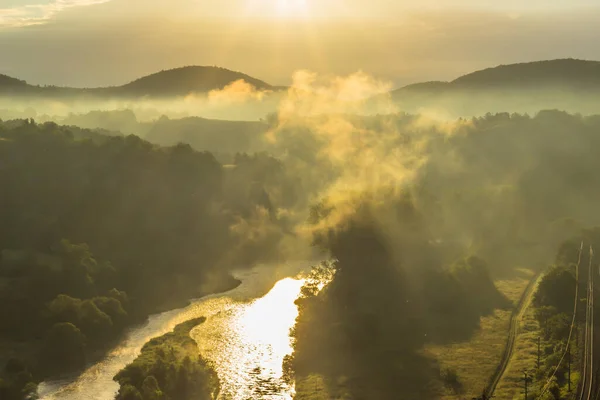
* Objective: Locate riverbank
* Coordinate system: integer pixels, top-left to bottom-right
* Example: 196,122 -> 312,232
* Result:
37,262 -> 313,400
0,272 -> 240,400
149,273 -> 242,315
85,273 -> 242,381
113,317 -> 219,400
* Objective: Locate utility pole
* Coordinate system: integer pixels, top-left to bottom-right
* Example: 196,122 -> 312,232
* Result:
522,371 -> 532,400
568,344 -> 572,392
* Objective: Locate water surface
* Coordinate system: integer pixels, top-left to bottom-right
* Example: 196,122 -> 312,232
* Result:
38,262 -> 312,400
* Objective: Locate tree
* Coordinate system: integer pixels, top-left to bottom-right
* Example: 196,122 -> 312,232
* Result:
545,313 -> 571,341
535,306 -> 558,337
78,300 -> 113,340
142,376 -> 163,400
4,358 -> 27,375
93,297 -> 128,328
47,294 -> 82,325
534,266 -> 576,313
118,384 -> 143,400
41,323 -> 86,372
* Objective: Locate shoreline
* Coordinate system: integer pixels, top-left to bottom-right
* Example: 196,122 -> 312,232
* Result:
35,273 -> 242,396
150,274 -> 242,314
113,317 -> 220,400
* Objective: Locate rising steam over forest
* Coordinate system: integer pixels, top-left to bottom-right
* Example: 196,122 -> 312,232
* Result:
2,59 -> 600,400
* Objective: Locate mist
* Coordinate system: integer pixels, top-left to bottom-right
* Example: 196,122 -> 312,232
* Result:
3,21 -> 600,398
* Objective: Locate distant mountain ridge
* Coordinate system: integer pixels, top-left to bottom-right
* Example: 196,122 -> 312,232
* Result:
393,59 -> 600,95
0,74 -> 29,90
3,59 -> 600,101
452,59 -> 600,89
388,59 -> 600,116
0,66 -> 278,99
114,66 -> 275,97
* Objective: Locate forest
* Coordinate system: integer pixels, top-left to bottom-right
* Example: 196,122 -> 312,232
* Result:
0,119 -> 300,398
3,0 -> 600,395
2,78 -> 600,399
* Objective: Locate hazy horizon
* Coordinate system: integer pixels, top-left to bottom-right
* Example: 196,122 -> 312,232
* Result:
3,2 -> 600,400
2,0 -> 600,88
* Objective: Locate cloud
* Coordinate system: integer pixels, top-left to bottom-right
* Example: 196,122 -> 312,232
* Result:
0,0 -> 111,27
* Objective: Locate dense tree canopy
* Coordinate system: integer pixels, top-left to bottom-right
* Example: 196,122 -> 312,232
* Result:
0,120 -> 296,397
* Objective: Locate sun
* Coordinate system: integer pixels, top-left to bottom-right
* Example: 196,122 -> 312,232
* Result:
275,0 -> 309,17
244,0 -> 311,19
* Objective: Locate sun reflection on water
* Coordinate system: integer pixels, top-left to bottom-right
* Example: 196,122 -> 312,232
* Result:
193,277 -> 305,400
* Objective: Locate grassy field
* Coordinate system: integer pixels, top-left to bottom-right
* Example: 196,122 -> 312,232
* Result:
493,275 -> 543,400
422,268 -> 536,400
494,274 -> 580,400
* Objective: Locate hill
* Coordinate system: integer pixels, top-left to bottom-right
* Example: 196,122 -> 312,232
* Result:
0,66 -> 277,99
111,66 -> 274,97
0,75 -> 29,91
394,59 -> 600,94
452,59 -> 600,89
389,59 -> 600,115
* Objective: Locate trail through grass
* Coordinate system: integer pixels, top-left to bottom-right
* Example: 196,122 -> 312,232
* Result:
423,268 -> 535,400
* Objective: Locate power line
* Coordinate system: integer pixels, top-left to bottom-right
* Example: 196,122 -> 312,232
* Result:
582,246 -> 594,400
576,245 -> 594,400
538,241 -> 583,397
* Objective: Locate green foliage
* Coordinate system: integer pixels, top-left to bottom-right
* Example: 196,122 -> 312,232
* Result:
0,238 -> 121,344
107,288 -> 130,309
294,184 -> 512,398
46,293 -> 124,343
544,312 -> 571,341
535,306 -> 559,337
0,120 -> 291,379
533,265 -> 576,314
142,376 -> 164,400
77,300 -> 114,342
528,235 -> 591,399
422,255 -> 510,341
93,296 -> 128,328
47,294 -> 83,325
7,93 -> 600,399
441,367 -> 463,394
146,117 -> 268,155
120,384 -> 143,400
114,318 -> 219,400
41,323 -> 86,372
0,358 -> 38,400
4,358 -> 27,375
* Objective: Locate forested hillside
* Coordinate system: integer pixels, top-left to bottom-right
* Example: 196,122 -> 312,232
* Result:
0,120 -> 299,398
279,109 -> 600,399
3,107 -> 600,399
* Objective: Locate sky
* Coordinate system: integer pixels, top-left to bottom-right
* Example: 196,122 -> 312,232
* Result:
1,0 -> 600,88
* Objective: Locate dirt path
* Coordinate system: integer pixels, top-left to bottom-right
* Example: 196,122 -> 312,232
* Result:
487,272 -> 543,397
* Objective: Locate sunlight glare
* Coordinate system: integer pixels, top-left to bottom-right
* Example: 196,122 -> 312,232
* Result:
276,0 -> 309,16
246,0 -> 310,18
192,277 -> 307,399
237,278 -> 305,366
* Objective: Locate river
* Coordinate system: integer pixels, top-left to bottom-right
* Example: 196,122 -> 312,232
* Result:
38,261 -> 315,400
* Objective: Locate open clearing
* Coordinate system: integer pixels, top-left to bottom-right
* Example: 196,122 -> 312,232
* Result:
423,268 -> 536,400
